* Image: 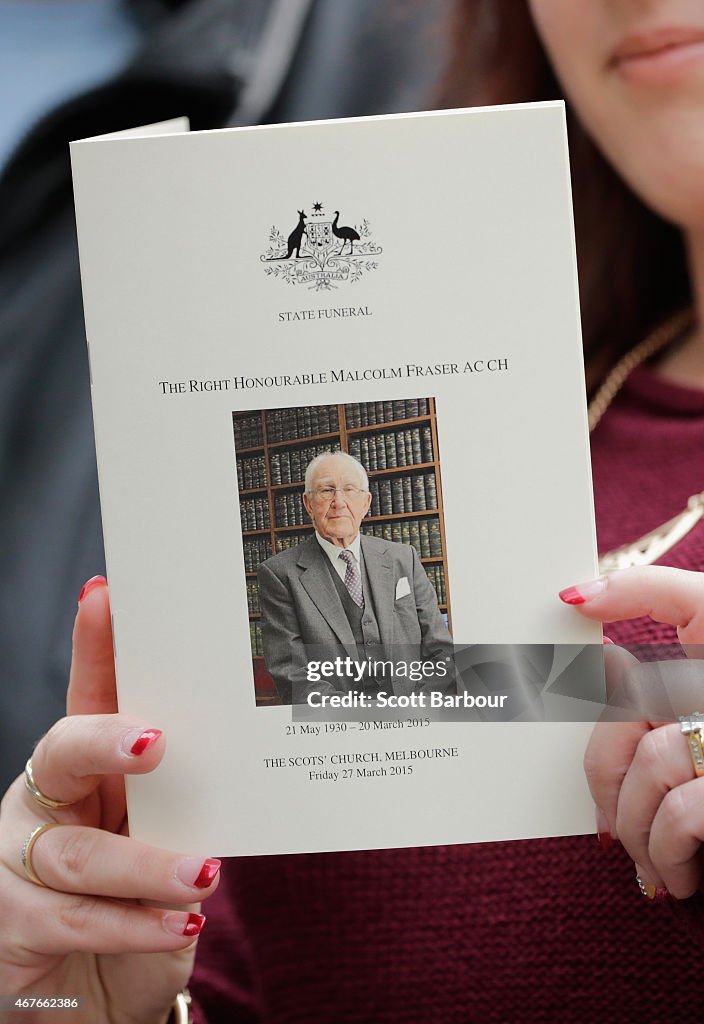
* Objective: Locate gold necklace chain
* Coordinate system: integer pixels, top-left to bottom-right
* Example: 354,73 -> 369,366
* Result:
587,307 -> 695,432
587,307 -> 704,573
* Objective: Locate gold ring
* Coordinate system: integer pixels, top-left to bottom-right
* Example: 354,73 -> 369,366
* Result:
21,822 -> 62,887
679,714 -> 704,777
24,758 -> 75,809
636,875 -> 668,901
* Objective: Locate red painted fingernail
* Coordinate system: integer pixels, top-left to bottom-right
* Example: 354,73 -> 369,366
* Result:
597,830 -> 612,850
194,858 -> 222,888
129,729 -> 162,756
183,913 -> 206,937
164,912 -> 206,937
559,578 -> 608,605
177,857 -> 222,889
603,636 -> 615,645
78,575 -> 107,604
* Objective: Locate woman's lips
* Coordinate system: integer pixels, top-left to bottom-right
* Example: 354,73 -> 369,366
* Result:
611,27 -> 704,84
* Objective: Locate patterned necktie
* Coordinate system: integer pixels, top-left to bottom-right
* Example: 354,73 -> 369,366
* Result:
338,549 -> 364,607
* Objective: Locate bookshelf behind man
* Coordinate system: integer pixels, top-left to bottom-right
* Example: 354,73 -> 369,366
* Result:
233,398 -> 452,706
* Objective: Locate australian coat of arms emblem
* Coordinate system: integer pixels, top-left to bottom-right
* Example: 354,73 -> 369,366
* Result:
260,202 -> 382,291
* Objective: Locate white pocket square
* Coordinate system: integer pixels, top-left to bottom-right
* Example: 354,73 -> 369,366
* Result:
395,576 -> 411,599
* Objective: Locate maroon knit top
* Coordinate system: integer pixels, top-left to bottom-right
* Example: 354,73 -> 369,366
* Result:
190,366 -> 704,1023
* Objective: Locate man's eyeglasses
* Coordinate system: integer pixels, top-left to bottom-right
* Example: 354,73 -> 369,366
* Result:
311,485 -> 367,501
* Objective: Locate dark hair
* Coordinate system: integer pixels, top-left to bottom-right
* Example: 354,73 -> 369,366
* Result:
437,1 -> 690,388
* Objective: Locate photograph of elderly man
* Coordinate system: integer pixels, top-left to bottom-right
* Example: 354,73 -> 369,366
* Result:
257,450 -> 454,704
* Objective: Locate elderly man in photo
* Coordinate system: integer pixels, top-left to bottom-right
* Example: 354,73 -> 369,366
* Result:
258,450 -> 455,704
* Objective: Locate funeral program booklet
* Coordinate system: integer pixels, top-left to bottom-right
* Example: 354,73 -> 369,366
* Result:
70,103 -> 603,857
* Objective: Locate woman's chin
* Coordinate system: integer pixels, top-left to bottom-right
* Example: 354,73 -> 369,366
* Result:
599,113 -> 704,229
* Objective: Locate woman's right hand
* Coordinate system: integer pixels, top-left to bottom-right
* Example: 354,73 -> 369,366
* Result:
0,577 -> 221,1024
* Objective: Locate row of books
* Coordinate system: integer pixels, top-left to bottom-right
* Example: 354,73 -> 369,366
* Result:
237,454 -> 267,491
243,537 -> 273,572
233,413 -> 263,450
270,441 -> 340,486
424,564 -> 447,604
266,405 -> 339,444
275,529 -> 312,553
240,497 -> 270,532
368,472 -> 438,517
250,621 -> 264,657
361,517 -> 443,558
246,530 -> 336,574
345,399 -> 429,427
239,432 -> 435,492
246,579 -> 260,615
274,492 -> 307,528
234,399 -> 433,452
348,426 -> 433,472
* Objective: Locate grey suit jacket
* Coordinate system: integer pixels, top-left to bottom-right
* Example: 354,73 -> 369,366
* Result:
257,534 -> 454,703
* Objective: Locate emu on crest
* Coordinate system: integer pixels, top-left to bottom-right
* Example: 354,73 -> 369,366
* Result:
332,212 -> 360,255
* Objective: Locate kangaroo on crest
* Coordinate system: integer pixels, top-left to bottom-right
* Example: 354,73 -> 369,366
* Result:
284,210 -> 307,258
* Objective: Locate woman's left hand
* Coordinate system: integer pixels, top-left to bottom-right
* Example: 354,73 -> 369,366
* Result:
564,565 -> 704,898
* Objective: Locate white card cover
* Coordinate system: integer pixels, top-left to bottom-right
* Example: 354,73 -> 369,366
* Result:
70,103 -> 602,857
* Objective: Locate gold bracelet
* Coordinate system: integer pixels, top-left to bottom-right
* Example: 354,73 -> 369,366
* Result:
172,988 -> 192,1024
